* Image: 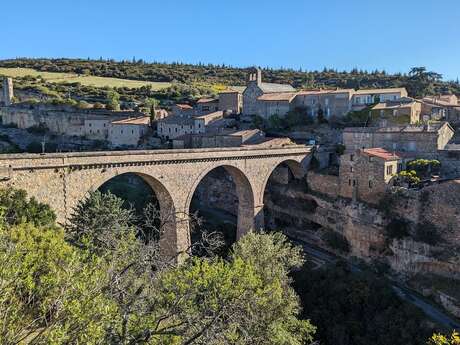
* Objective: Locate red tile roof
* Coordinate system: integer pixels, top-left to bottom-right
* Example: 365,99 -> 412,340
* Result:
111,116 -> 150,125
257,92 -> 298,102
361,148 -> 402,161
197,98 -> 218,104
175,104 -> 193,109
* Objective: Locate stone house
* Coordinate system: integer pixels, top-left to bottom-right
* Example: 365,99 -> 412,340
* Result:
370,98 -> 422,125
242,67 -> 296,117
343,122 -> 455,156
218,90 -> 243,114
339,148 -> 408,204
256,92 -> 298,119
84,118 -> 111,140
172,129 -> 265,149
171,103 -> 194,116
351,88 -> 408,111
196,98 -> 219,114
421,96 -> 460,123
108,116 -> 151,147
157,111 -> 224,140
294,89 -> 354,119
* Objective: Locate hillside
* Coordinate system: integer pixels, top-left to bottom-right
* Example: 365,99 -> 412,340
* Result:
0,67 -> 171,90
1,58 -> 460,96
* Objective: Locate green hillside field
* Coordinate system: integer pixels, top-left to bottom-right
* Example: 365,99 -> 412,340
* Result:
0,67 -> 171,90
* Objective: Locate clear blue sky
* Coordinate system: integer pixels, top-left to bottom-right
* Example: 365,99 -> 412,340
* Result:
3,0 -> 460,80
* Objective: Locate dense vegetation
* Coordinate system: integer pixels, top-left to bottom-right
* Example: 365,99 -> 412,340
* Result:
0,188 -> 315,344
2,58 -> 460,97
293,261 -> 438,345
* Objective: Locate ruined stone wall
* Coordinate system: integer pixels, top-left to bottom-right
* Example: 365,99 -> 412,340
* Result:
306,171 -> 339,199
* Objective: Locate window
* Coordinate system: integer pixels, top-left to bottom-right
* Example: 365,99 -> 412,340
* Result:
386,165 -> 393,175
352,180 -> 356,186
350,167 -> 353,172
97,129 -> 100,133
369,180 -> 373,188
168,128 -> 171,133
121,130 -> 123,134
348,179 -> 351,186
350,154 -> 354,161
89,129 -> 92,134
132,130 -> 134,134
175,128 -> 178,132
89,123 -> 92,127
103,123 -> 106,127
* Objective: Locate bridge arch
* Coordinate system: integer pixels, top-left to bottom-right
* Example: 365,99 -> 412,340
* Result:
185,164 -> 256,242
259,158 -> 308,206
79,171 -> 181,258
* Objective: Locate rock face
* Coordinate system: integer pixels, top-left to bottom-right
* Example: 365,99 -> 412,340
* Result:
263,170 -> 460,280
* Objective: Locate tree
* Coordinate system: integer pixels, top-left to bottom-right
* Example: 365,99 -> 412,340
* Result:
0,187 -> 56,227
66,190 -> 135,252
408,67 -> 443,98
106,90 -> 120,111
0,223 -> 115,344
429,331 -> 460,345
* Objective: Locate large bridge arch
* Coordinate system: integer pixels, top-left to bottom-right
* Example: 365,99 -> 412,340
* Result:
71,169 -> 183,258
185,164 -> 256,241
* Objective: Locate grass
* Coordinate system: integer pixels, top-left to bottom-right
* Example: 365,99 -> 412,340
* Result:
0,67 -> 171,90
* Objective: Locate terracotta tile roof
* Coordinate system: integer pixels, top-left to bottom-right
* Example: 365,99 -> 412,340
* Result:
175,104 -> 193,109
196,98 -> 218,104
361,148 -> 402,161
257,92 -> 298,102
111,116 -> 150,125
372,101 -> 416,110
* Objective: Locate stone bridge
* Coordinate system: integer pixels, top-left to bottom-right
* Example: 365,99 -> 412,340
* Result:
0,145 -> 312,256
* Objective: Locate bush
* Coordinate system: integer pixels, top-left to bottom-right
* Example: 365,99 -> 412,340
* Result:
0,188 -> 56,227
385,218 -> 410,239
323,230 -> 350,253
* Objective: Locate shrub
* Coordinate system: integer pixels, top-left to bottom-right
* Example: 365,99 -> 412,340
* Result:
26,123 -> 49,135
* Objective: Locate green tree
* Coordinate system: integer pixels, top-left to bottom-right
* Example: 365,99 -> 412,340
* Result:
0,188 -> 56,227
0,223 -> 115,344
428,331 -> 460,345
66,190 -> 135,252
106,90 -> 120,110
408,67 -> 443,98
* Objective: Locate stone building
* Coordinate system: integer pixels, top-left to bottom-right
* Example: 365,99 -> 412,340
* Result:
351,88 -> 408,111
108,116 -> 151,147
370,98 -> 422,125
256,92 -> 298,119
172,129 -> 265,149
196,98 -> 219,114
294,89 -> 354,119
421,95 -> 460,123
343,122 -> 455,156
339,148 -> 408,204
84,118 -> 112,140
1,77 -> 13,106
157,111 -> 224,140
171,103 -> 194,116
218,90 -> 243,114
0,103 -> 144,138
242,67 -> 296,117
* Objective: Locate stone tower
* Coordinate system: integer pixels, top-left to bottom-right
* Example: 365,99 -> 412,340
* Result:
246,67 -> 262,86
2,77 -> 13,106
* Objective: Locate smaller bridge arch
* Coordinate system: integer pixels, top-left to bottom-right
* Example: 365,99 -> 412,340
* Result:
185,164 -> 256,242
